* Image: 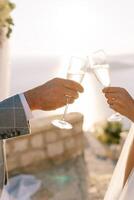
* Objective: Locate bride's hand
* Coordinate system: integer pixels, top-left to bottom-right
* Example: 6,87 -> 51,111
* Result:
103,87 -> 134,122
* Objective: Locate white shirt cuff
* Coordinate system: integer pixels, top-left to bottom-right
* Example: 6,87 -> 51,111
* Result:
19,93 -> 33,120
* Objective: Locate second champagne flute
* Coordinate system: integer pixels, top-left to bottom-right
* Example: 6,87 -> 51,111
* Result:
89,50 -> 122,122
52,56 -> 87,129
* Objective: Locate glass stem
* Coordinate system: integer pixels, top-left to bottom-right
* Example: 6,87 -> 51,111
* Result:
62,97 -> 69,121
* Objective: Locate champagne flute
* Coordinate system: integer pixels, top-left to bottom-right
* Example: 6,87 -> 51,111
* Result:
52,56 -> 87,129
89,50 -> 122,122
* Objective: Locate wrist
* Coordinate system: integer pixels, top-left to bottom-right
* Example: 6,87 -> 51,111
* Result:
24,90 -> 37,111
129,115 -> 134,123
130,114 -> 134,123
129,99 -> 134,122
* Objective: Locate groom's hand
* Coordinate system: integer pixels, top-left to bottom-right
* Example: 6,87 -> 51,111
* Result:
24,78 -> 84,111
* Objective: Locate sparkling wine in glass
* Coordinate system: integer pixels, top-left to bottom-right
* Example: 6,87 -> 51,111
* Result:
92,63 -> 111,87
52,57 -> 86,129
67,70 -> 85,83
90,50 -> 122,122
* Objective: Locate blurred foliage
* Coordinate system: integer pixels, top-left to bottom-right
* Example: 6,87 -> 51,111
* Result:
94,121 -> 123,145
0,0 -> 15,38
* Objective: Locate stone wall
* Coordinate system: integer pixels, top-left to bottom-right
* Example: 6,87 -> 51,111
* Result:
5,112 -> 85,176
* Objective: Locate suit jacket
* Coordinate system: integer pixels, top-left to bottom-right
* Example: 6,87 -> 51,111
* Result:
0,94 -> 30,196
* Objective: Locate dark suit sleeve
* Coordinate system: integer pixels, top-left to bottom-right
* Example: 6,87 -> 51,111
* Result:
0,95 -> 30,140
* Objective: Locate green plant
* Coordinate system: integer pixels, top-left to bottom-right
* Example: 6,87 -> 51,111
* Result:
0,0 -> 15,38
94,121 -> 123,145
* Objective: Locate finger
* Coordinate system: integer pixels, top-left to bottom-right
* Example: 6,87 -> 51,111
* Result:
107,100 -> 118,106
107,99 -> 114,105
102,87 -> 111,93
109,100 -> 124,111
54,96 -> 69,108
67,97 -> 75,104
109,105 -> 117,112
109,104 -> 122,113
64,79 -> 84,93
103,87 -> 123,94
108,99 -> 123,106
105,93 -> 120,101
64,88 -> 79,99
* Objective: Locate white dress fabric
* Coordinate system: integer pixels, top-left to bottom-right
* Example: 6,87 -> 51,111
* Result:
0,189 -> 14,200
119,168 -> 134,200
104,123 -> 134,200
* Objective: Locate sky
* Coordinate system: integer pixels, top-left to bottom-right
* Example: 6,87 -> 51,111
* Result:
11,0 -> 134,57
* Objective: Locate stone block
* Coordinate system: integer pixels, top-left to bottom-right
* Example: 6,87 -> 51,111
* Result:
13,138 -> 29,153
45,131 -> 57,143
5,142 -> 14,157
73,123 -> 83,134
7,156 -> 21,172
64,137 -> 75,150
31,134 -> 44,149
72,149 -> 83,158
58,129 -> 72,139
20,149 -> 46,168
47,141 -> 64,157
75,134 -> 85,148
